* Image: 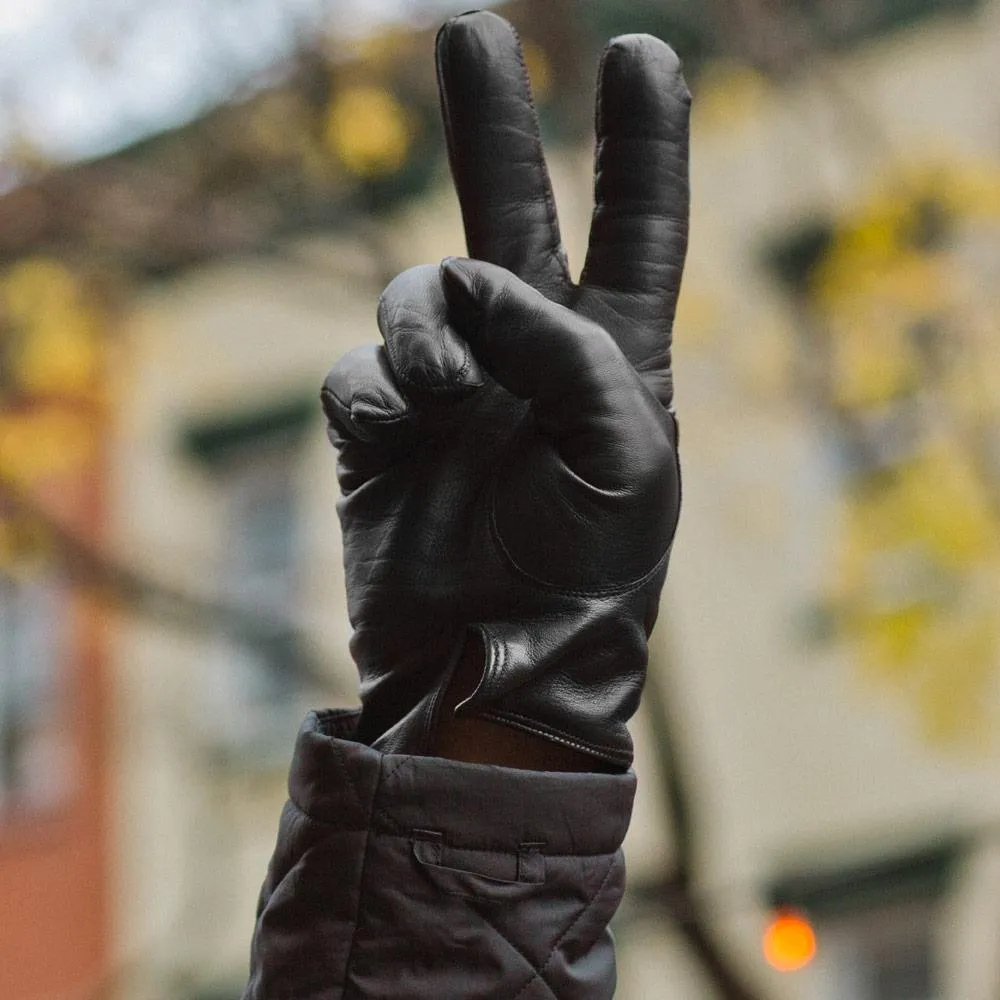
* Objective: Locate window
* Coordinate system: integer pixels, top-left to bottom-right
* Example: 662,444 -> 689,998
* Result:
221,452 -> 298,634
201,449 -> 305,759
794,0 -> 982,49
816,898 -> 937,1000
769,841 -> 958,1000
182,397 -> 314,762
0,570 -> 72,818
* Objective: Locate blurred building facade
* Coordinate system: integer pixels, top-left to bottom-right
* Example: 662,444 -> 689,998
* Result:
1,2 -> 999,999
0,258 -> 113,996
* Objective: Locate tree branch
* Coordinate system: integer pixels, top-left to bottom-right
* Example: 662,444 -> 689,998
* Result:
0,471 -> 346,696
638,642 -> 773,1000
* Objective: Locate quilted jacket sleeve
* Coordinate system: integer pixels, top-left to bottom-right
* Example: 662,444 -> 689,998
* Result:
243,709 -> 637,1000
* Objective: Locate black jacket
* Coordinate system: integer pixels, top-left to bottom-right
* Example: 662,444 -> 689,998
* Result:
244,710 -> 636,999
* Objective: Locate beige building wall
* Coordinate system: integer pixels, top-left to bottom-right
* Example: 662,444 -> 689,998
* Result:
623,6 -> 1000,998
107,5 -> 1000,997
110,252 -> 375,996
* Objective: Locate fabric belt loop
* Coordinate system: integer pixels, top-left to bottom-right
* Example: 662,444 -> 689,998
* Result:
517,843 -> 545,884
412,830 -> 444,866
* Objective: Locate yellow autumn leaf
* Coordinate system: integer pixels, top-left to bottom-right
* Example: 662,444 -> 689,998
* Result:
2,257 -> 79,319
813,156 -> 1000,750
914,612 -> 997,746
0,409 -> 97,485
2,256 -> 105,399
840,447 -> 994,577
324,85 -> 410,178
896,446 -> 996,565
859,604 -> 932,678
16,307 -> 102,395
694,59 -> 770,131
816,247 -> 943,315
894,159 -> 1000,221
828,317 -> 918,407
0,514 -> 49,575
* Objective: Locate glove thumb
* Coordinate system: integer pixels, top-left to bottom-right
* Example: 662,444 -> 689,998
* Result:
441,256 -> 669,493
441,256 -> 624,402
442,255 -> 678,592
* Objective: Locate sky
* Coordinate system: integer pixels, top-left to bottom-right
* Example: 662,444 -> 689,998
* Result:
0,0 -> 486,166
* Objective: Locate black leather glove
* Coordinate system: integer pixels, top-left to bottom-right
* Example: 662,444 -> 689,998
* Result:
321,10 -> 689,769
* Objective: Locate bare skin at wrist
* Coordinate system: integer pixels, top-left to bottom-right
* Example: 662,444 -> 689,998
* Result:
430,636 -> 618,773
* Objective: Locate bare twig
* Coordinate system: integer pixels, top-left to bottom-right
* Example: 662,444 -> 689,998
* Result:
636,644 -> 773,1000
0,470 -> 344,695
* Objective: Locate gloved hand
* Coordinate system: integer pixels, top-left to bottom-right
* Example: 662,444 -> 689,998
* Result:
321,10 -> 689,769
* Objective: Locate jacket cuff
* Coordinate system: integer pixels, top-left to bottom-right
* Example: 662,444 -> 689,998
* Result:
245,709 -> 637,1000
291,708 -> 637,852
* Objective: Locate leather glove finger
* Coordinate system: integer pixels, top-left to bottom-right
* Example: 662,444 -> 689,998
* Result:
440,257 -> 672,489
321,344 -> 423,493
377,264 -> 485,402
435,11 -> 570,295
321,272 -> 488,492
321,344 -> 411,441
441,256 -> 678,589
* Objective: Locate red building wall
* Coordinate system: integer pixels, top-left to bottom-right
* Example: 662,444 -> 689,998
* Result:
0,472 -> 110,1000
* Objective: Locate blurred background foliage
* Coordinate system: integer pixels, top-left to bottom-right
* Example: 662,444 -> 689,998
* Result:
769,161 -> 1000,744
1,1 -> 999,999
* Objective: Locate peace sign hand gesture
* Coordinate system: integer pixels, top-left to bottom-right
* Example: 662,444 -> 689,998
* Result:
322,10 -> 689,769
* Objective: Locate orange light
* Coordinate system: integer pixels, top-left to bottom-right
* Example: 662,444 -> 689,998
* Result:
763,909 -> 817,972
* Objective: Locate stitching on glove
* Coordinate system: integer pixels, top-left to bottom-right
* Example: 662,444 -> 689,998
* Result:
482,710 -> 630,765
502,21 -> 566,283
489,497 -> 671,597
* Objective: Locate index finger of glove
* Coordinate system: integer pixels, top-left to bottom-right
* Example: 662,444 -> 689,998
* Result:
435,11 -> 570,292
580,35 -> 690,325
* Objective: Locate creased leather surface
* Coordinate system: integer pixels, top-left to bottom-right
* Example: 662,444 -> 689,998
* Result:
243,711 -> 636,1000
322,10 -> 690,768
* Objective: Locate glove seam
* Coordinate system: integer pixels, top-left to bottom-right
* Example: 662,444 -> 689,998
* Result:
438,15 -> 568,286
481,709 -> 631,766
508,21 -> 567,282
489,497 -> 671,598
464,631 -> 632,764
